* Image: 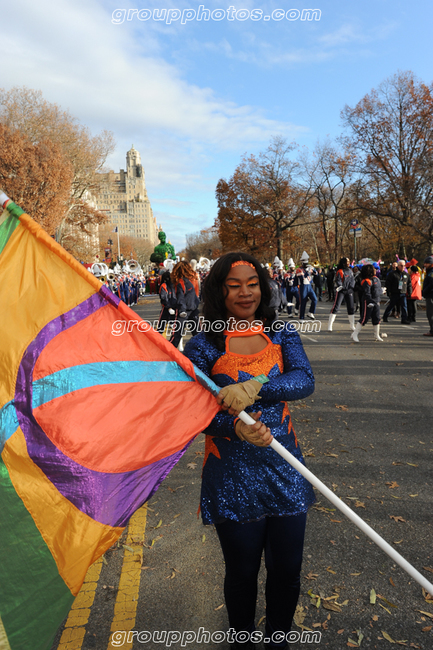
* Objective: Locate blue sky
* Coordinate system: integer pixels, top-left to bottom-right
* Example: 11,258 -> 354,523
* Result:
2,0 -> 433,251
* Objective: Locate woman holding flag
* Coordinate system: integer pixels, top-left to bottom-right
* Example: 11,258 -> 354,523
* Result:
184,252 -> 315,650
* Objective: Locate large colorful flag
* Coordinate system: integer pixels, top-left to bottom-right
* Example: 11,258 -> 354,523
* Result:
0,196 -> 220,650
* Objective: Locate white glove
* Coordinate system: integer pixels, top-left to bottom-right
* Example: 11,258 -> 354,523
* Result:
168,308 -> 175,315
336,286 -> 343,292
367,303 -> 374,308
179,312 -> 187,318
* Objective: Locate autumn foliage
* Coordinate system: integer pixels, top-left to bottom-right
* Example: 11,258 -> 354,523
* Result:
0,124 -> 73,235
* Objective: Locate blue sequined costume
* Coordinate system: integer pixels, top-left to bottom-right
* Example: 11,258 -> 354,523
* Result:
183,324 -> 316,525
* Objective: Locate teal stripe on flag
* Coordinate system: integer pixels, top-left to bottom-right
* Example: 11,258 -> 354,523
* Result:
0,401 -> 20,452
32,360 -> 194,408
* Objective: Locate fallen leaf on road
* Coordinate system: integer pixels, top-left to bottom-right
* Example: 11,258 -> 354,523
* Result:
422,588 -> 433,602
335,404 -> 348,410
337,629 -> 344,634
257,616 -> 266,626
390,578 -> 396,587
389,515 -> 406,523
293,605 -> 308,629
214,604 -> 224,611
326,566 -> 336,574
305,572 -> 318,580
378,595 -> 398,608
187,462 -> 197,469
422,626 -> 432,632
323,601 -> 341,612
407,463 -> 418,467
418,610 -> 433,619
154,519 -> 162,529
386,482 -> 399,489
423,567 -> 433,574
370,589 -> 377,604
382,630 -> 395,642
355,501 -> 365,508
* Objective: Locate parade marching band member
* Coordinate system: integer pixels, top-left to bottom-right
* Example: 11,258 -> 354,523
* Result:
284,259 -> 299,318
184,252 -> 315,650
294,251 -> 317,321
327,257 -> 356,331
351,264 -> 383,342
157,271 -> 177,336
170,260 -> 200,349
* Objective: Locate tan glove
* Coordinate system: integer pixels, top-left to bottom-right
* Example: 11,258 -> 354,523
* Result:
234,412 -> 272,447
217,379 -> 263,413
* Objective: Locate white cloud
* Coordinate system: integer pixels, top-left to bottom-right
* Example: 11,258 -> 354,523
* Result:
1,0 -> 308,244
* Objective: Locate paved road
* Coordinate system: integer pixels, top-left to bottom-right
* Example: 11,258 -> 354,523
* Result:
51,298 -> 433,650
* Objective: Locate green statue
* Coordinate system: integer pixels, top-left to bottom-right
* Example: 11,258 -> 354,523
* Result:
150,231 -> 176,264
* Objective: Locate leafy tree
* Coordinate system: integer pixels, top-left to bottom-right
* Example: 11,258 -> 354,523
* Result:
0,123 -> 73,234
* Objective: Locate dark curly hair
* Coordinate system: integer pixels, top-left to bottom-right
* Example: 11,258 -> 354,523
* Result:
360,264 -> 374,279
202,252 -> 276,350
338,257 -> 350,270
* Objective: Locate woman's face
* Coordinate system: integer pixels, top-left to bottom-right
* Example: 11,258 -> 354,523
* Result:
223,264 -> 261,322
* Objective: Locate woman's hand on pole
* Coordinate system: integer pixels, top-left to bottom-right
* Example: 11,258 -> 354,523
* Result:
217,379 -> 262,414
235,412 -> 273,447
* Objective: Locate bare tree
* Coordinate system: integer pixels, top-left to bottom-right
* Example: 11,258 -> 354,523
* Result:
216,136 -> 316,259
341,70 -> 433,253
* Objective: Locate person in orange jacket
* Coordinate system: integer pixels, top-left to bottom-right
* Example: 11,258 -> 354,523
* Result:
407,265 -> 422,323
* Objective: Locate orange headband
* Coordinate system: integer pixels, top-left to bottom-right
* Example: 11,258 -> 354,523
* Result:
231,261 -> 256,269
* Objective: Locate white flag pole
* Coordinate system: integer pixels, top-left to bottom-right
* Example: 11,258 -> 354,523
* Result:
238,409 -> 433,595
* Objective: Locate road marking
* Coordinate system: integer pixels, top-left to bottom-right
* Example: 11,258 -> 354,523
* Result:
56,557 -> 104,650
301,335 -> 319,342
107,505 -> 148,650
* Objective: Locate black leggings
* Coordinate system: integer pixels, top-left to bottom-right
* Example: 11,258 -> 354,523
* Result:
331,289 -> 354,315
215,513 -> 307,647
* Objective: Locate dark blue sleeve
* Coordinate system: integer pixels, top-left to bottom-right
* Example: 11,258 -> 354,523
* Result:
258,325 -> 314,403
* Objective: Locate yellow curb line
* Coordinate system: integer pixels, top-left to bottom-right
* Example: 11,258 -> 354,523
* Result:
56,557 -> 104,650
107,505 -> 148,649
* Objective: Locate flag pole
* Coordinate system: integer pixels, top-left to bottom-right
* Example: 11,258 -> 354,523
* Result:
237,409 -> 433,595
